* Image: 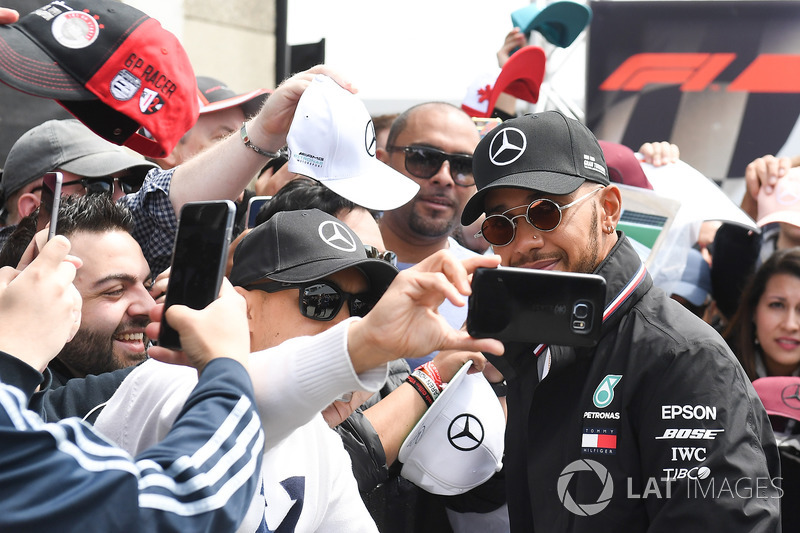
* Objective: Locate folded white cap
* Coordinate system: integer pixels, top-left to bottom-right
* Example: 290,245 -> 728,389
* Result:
398,361 -> 505,495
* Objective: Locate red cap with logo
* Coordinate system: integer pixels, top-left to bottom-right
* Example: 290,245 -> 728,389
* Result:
0,0 -> 198,158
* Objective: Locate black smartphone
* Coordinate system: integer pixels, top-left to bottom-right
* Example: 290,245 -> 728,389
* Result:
158,200 -> 236,350
245,195 -> 271,228
467,267 -> 607,347
38,172 -> 63,240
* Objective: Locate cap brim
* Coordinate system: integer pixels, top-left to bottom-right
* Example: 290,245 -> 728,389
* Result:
299,161 -> 421,212
0,26 -> 93,100
669,280 -> 708,307
199,88 -> 271,117
59,151 -> 158,178
461,171 -> 585,225
269,256 -> 398,294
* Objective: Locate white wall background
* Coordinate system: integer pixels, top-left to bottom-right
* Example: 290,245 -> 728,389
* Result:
286,0 -> 587,116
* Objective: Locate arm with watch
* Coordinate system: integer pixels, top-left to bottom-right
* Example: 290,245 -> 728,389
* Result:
168,66 -> 354,214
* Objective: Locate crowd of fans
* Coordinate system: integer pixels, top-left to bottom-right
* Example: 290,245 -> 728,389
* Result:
0,2 -> 798,532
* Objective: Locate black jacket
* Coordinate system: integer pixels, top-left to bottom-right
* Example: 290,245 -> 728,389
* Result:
490,235 -> 781,532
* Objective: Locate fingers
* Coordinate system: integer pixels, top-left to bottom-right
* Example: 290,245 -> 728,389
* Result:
0,7 -> 19,24
638,141 -> 679,167
443,331 -> 505,356
744,154 -> 790,197
149,267 -> 170,302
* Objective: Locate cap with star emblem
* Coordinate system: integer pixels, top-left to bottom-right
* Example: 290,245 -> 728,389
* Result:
462,110 -> 609,225
229,208 -> 397,296
398,360 -> 506,496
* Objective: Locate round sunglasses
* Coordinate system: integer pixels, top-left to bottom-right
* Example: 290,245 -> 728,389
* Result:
387,145 -> 474,187
476,187 -> 603,247
245,280 -> 376,321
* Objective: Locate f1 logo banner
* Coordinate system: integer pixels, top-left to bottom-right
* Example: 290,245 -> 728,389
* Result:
587,1 -> 800,181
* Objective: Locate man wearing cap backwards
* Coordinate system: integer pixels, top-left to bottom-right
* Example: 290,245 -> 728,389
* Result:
462,110 -> 780,531
93,208 -> 497,532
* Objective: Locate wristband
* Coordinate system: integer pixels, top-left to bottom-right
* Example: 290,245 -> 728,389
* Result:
417,361 -> 443,391
240,122 -> 282,159
412,369 -> 441,403
406,375 -> 434,406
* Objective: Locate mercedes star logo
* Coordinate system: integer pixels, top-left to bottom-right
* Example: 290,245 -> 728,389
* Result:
318,220 -> 358,252
488,127 -> 527,166
365,120 -> 377,157
447,414 -> 484,451
781,384 -> 800,410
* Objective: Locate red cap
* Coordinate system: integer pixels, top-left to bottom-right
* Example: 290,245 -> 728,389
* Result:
752,376 -> 800,422
598,140 -> 653,190
462,45 -> 546,118
0,0 -> 198,158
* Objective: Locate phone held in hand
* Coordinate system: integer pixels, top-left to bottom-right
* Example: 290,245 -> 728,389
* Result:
158,200 -> 236,350
467,267 -> 607,347
39,172 -> 63,240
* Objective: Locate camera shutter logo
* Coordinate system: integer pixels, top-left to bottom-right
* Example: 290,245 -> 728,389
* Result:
488,127 -> 527,166
782,384 -> 800,411
447,414 -> 484,452
365,120 -> 377,157
318,220 -> 358,252
557,459 -> 614,516
593,374 -> 622,409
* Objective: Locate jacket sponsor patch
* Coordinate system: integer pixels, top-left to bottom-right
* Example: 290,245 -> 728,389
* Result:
582,427 -> 617,454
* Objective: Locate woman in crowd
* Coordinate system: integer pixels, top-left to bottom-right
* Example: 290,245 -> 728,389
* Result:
724,247 -> 800,380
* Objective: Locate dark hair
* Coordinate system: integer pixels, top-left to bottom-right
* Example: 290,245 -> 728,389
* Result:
723,247 -> 800,380
56,194 -> 135,238
384,102 -> 462,150
0,209 -> 38,267
255,177 -> 375,226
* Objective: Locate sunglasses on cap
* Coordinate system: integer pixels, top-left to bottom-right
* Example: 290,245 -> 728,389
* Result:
245,279 -> 376,321
386,145 -> 474,187
364,245 -> 398,267
476,187 -> 603,247
61,175 -> 145,196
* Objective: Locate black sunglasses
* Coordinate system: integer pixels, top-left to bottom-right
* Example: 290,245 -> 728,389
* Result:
62,175 -> 145,196
387,145 -> 474,187
245,280 -> 376,321
477,187 -> 603,246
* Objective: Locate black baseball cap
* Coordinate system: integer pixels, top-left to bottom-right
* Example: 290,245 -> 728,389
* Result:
462,110 -> 609,225
230,208 -> 398,294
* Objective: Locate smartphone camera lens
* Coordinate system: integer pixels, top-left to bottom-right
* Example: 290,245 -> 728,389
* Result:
573,302 -> 590,319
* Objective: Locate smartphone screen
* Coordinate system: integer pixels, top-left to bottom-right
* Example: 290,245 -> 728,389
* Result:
38,172 -> 63,240
467,267 -> 607,347
246,195 -> 272,228
158,200 -> 236,350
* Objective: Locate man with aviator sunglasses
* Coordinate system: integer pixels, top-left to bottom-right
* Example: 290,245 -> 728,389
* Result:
378,102 -> 482,370
461,110 -> 780,532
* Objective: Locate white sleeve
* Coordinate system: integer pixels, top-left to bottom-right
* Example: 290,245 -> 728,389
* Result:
248,317 -> 388,448
97,318 -> 388,454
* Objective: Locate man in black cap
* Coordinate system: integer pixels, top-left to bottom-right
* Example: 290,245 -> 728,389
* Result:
462,110 -> 780,531
94,208 -> 497,532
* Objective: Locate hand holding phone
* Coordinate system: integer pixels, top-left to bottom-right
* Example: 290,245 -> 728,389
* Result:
158,200 -> 236,350
38,172 -> 63,240
467,267 -> 607,347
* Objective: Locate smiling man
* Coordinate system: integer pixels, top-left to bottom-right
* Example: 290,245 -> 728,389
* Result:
48,194 -> 154,385
462,110 -> 780,532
